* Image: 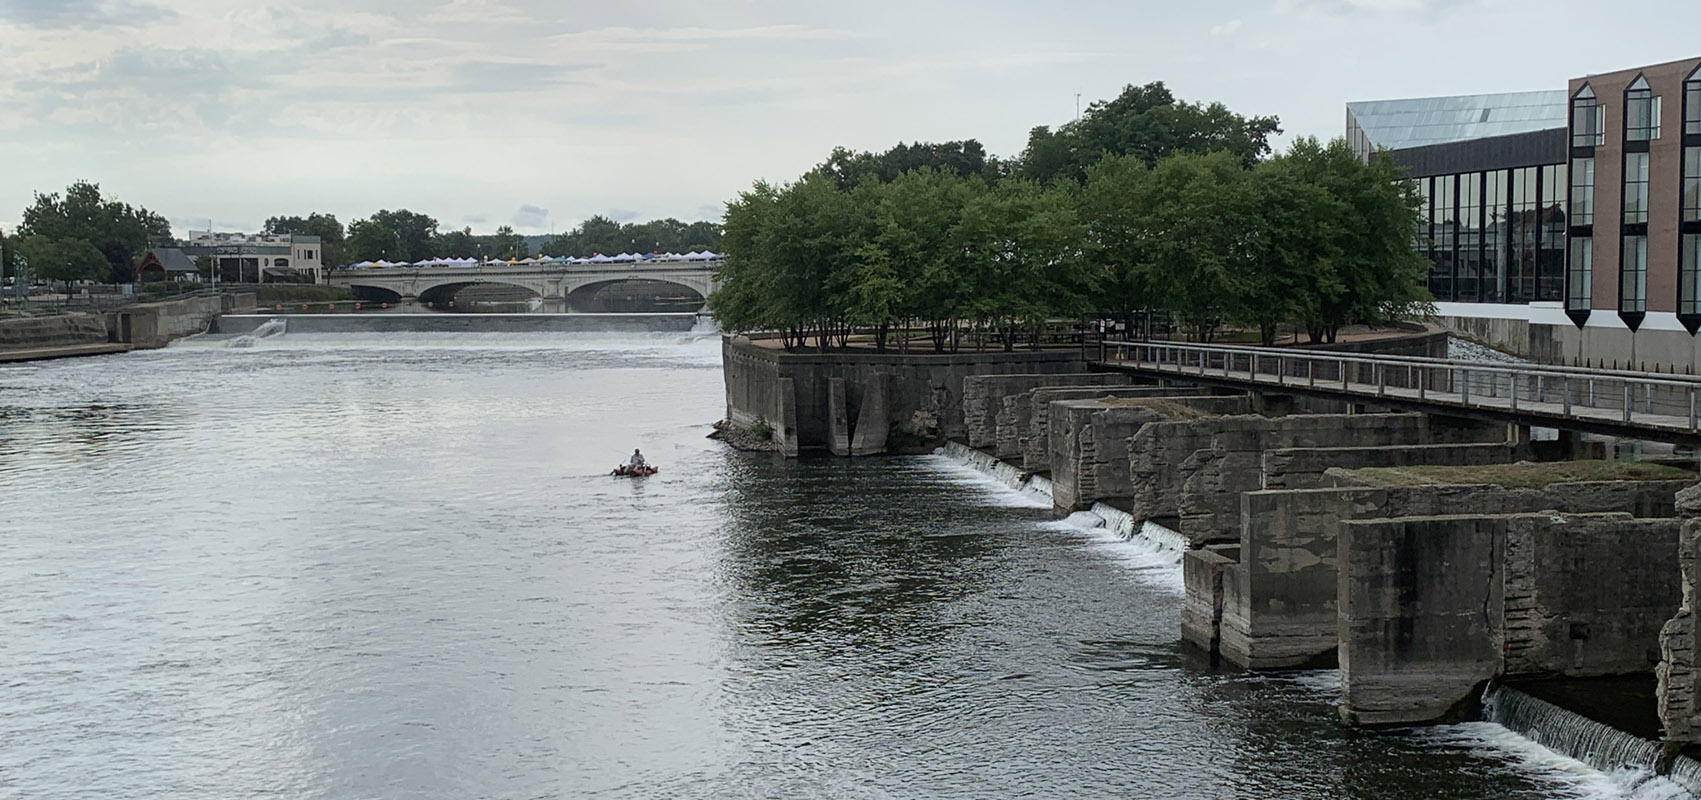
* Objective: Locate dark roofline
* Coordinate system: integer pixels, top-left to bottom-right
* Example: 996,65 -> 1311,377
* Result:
1385,126 -> 1566,179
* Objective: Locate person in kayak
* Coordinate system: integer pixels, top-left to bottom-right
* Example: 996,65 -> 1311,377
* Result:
627,449 -> 647,469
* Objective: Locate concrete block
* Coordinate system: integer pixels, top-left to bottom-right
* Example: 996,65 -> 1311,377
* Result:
963,372 -> 1128,449
850,373 -> 890,456
1339,514 -> 1506,726
827,377 -> 851,456
1182,546 -> 1238,659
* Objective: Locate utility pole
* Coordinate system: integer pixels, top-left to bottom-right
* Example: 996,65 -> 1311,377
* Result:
1075,92 -> 1082,123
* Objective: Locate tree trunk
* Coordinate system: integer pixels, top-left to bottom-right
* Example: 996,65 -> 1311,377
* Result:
875,321 -> 889,353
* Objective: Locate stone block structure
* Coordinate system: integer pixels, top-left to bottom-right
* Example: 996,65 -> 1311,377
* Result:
962,373 -> 1130,449
1013,386 -> 1227,468
1048,396 -> 1253,512
1338,512 -> 1680,726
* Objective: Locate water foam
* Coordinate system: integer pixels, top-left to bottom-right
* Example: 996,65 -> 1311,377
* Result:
1045,508 -> 1186,594
1427,721 -> 1693,800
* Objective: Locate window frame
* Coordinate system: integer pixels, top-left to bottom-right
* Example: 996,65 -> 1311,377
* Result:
1625,75 -> 1661,142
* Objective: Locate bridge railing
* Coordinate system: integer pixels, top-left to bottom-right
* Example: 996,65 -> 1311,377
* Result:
1104,340 -> 1701,431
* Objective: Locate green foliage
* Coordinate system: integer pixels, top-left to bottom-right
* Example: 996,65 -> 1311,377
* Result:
14,234 -> 109,282
264,213 -> 347,268
1016,82 -> 1282,184
368,209 -> 439,263
541,215 -> 721,258
18,181 -> 170,283
820,140 -> 1002,189
346,219 -> 403,262
714,130 -> 1429,350
490,225 -> 525,259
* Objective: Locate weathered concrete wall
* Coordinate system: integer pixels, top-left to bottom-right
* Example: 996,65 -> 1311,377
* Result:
122,295 -> 224,349
1261,443 -> 1520,490
1660,484 -> 1701,744
722,337 -> 1086,456
0,315 -> 109,349
1017,386 -> 1225,470
1339,513 -> 1508,726
964,373 -> 1129,449
1175,414 -> 1508,545
1181,545 -> 1238,659
1339,512 -> 1681,726
1049,396 -> 1253,512
1218,481 -> 1690,671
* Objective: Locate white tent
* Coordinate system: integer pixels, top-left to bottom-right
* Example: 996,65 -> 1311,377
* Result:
352,260 -> 375,268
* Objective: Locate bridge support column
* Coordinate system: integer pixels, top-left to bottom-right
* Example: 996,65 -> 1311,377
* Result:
539,297 -> 567,314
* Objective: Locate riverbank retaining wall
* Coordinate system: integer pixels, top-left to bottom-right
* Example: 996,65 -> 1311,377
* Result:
722,337 -> 1089,456
0,314 -> 110,349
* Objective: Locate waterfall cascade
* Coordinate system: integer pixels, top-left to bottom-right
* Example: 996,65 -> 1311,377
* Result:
227,318 -> 287,348
935,442 -> 1185,552
1483,683 -> 1701,797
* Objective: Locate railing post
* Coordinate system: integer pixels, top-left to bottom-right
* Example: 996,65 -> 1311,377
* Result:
1376,363 -> 1385,397
1252,353 -> 1259,381
1307,360 -> 1315,387
1199,350 -> 1206,376
1563,377 -> 1572,416
1339,359 -> 1348,390
1461,368 -> 1470,403
1278,356 -> 1286,387
1624,383 -> 1633,423
1691,386 -> 1698,432
1510,372 -> 1519,411
1417,367 -> 1425,399
1536,374 -> 1544,404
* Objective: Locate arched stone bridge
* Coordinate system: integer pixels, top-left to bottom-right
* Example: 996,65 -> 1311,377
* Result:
328,260 -> 721,311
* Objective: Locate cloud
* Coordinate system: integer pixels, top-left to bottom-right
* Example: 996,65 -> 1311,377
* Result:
511,204 -> 549,229
1210,19 -> 1243,37
604,209 -> 640,222
449,60 -> 594,92
463,214 -> 489,225
0,0 -> 176,29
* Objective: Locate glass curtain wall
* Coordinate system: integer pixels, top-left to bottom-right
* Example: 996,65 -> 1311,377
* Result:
1415,165 -> 1566,304
1621,235 -> 1648,313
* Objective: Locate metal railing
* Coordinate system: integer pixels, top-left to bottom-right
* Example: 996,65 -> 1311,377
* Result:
1104,340 -> 1701,434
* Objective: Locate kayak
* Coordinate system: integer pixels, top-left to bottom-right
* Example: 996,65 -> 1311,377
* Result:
612,465 -> 659,477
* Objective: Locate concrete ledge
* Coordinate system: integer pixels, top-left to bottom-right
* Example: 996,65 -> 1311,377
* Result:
0,342 -> 131,362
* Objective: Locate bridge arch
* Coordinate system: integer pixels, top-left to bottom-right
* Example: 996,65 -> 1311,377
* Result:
566,278 -> 706,313
416,280 -> 544,309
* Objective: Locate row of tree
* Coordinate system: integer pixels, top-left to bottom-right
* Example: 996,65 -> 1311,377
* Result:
1,182 -> 173,283
269,211 -> 721,267
711,82 -> 1430,350
0,186 -> 724,286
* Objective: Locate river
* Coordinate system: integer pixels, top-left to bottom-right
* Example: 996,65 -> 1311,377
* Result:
0,331 -> 1678,799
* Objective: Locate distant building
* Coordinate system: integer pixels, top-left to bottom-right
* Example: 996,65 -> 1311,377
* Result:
137,248 -> 201,282
182,231 -> 325,284
1347,55 -> 1701,371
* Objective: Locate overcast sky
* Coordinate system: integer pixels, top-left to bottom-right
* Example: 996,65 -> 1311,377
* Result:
1,0 -> 1697,238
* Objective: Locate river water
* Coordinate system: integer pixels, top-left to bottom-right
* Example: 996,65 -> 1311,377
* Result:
0,331 -> 1681,799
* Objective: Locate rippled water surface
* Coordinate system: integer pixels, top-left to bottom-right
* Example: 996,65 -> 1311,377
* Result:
0,332 -> 1663,799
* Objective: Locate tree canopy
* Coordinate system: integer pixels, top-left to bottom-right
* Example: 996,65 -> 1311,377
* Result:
1016,82 -> 1282,183
17,181 -> 170,283
264,213 -> 348,268
712,134 -> 1429,350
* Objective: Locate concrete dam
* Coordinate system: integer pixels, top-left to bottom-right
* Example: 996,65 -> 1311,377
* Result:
718,332 -> 1701,788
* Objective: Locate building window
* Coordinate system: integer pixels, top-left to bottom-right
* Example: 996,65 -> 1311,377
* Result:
1682,234 -> 1701,316
1573,85 -> 1604,147
1459,172 -> 1483,302
1509,167 -> 1537,303
1685,66 -> 1701,136
1686,146 -> 1701,223
1625,76 -> 1661,142
1568,236 -> 1592,310
274,258 -> 289,267
1625,152 -> 1651,224
1538,163 -> 1567,302
1433,174 -> 1457,302
1571,157 -> 1595,225
1621,235 -> 1648,313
